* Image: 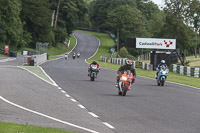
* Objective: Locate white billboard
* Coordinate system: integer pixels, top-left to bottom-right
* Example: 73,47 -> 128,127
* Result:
136,38 -> 176,49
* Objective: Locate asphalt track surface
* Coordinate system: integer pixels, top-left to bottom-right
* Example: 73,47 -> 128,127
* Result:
0,31 -> 200,133
41,31 -> 200,133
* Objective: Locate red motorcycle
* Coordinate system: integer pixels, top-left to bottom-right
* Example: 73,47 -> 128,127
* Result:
118,70 -> 134,96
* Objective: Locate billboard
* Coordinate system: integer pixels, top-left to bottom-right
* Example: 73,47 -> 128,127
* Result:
136,38 -> 176,49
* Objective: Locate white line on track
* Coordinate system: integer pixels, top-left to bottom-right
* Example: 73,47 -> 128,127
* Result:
78,104 -> 85,109
70,99 -> 77,102
18,66 -> 57,87
39,66 -> 58,86
65,94 -> 70,97
61,90 -> 66,93
0,58 -> 16,62
88,112 -> 99,118
103,122 -> 115,129
58,87 -> 62,90
0,95 -> 99,133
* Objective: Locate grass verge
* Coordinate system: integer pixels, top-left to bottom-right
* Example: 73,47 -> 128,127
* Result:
48,35 -> 76,60
0,122 -> 73,133
78,30 -> 200,88
19,66 -> 54,85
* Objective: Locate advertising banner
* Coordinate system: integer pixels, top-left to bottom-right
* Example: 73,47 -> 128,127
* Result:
136,38 -> 176,49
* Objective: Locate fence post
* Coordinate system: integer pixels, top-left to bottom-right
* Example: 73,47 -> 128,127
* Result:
187,67 -> 191,76
180,66 -> 184,75
194,68 -> 200,78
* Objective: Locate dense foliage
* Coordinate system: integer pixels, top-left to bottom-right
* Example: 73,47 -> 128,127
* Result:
0,0 -> 87,50
0,0 -> 199,56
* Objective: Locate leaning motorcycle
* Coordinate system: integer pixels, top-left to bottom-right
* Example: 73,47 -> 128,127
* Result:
118,70 -> 134,96
157,66 -> 169,86
89,64 -> 99,81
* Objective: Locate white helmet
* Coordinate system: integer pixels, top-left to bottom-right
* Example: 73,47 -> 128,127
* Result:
161,60 -> 166,64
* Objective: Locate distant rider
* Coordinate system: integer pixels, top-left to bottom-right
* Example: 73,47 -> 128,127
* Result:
72,52 -> 76,59
77,51 -> 80,58
64,53 -> 68,60
116,60 -> 136,89
156,60 -> 168,79
88,60 -> 100,76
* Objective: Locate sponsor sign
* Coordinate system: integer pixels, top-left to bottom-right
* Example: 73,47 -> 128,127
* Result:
5,45 -> 9,54
136,38 -> 176,49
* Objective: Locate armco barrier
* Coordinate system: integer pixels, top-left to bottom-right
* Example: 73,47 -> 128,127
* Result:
100,56 -> 153,71
171,64 -> 200,78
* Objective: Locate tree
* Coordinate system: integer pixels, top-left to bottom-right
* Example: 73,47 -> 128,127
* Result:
21,0 -> 52,48
89,0 -> 136,28
0,0 -> 23,50
105,5 -> 147,46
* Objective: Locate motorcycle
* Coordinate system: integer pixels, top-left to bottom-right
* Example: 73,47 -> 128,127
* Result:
77,53 -> 80,58
72,54 -> 76,60
89,64 -> 99,81
64,54 -> 68,60
118,70 -> 134,96
157,66 -> 169,86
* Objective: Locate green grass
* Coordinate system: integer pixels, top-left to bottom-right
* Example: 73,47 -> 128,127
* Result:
185,56 -> 200,67
0,53 -> 9,57
0,122 -> 73,133
47,35 -> 76,59
19,66 -> 54,84
78,30 -> 200,88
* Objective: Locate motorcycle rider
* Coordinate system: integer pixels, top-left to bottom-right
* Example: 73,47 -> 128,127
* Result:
116,60 -> 136,90
156,60 -> 168,79
88,60 -> 100,76
72,52 -> 76,59
64,53 -> 68,60
77,51 -> 80,58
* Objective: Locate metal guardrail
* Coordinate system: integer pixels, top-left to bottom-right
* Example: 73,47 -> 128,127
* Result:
100,56 -> 153,71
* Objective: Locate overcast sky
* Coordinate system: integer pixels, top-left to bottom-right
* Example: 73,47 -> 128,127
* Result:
151,0 -> 165,7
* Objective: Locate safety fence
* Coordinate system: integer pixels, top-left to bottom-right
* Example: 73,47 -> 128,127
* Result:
100,56 -> 153,71
172,64 -> 200,78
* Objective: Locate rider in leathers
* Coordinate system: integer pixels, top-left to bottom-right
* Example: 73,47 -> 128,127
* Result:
116,60 -> 136,91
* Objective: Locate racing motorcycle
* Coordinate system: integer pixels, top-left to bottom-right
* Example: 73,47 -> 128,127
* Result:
118,70 -> 134,96
89,64 -> 99,81
157,65 -> 169,86
72,53 -> 76,60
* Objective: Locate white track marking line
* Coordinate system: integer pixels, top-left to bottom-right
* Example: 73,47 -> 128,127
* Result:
0,58 -> 16,62
58,87 -> 62,90
88,112 -> 99,118
78,104 -> 85,109
103,122 -> 115,129
18,66 -> 57,87
0,95 -> 99,133
39,66 -> 58,86
61,90 -> 66,93
65,94 -> 70,97
70,99 -> 77,102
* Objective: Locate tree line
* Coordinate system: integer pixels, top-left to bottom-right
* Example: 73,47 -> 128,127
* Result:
0,0 -> 199,57
88,0 -> 200,56
0,0 -> 87,50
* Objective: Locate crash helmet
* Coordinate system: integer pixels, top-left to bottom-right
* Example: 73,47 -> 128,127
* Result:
125,60 -> 133,66
161,60 -> 166,64
92,60 -> 97,64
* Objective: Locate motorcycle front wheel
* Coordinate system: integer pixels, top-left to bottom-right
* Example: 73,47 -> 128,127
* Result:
122,83 -> 128,96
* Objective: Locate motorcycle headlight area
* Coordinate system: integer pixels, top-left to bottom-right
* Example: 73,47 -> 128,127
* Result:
121,76 -> 128,81
161,71 -> 167,75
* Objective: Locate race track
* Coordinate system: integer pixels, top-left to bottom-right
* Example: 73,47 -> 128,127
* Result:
41,31 -> 200,133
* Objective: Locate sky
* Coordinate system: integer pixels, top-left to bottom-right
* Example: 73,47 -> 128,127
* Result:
151,0 -> 165,8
